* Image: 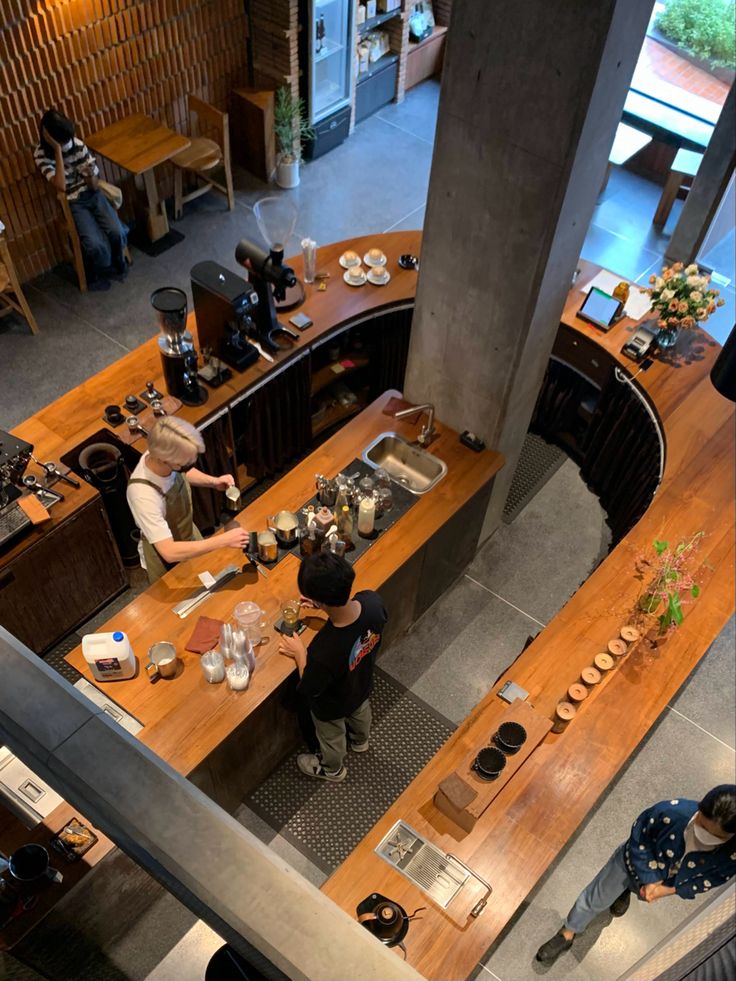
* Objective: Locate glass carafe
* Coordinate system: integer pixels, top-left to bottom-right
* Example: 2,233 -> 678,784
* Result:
234,601 -> 267,646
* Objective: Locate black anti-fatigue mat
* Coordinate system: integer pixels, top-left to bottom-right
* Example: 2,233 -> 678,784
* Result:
503,433 -> 566,524
246,668 -> 455,874
44,633 -> 84,685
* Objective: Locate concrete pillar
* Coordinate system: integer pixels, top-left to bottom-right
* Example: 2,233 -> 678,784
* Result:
666,83 -> 736,265
404,0 -> 653,540
0,627 -> 424,981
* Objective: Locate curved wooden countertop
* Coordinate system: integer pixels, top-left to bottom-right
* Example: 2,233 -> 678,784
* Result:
321,261 -> 736,978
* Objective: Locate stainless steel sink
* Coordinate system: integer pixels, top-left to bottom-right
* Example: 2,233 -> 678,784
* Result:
362,432 -> 447,495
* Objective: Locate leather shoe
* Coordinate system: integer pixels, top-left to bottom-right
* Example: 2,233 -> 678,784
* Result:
536,930 -> 573,964
610,889 -> 631,917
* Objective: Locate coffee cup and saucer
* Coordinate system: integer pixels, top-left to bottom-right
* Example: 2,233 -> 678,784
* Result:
343,264 -> 367,287
363,247 -> 387,267
367,263 -> 390,286
339,249 -> 362,270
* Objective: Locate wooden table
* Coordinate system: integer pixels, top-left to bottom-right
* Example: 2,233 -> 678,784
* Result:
321,262 -> 735,980
86,113 -> 190,242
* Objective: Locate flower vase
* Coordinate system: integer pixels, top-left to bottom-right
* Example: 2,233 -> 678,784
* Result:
657,326 -> 679,349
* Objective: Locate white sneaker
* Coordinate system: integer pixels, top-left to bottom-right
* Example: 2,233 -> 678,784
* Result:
297,753 -> 347,782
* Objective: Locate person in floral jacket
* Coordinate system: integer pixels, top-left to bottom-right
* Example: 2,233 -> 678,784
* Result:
536,785 -> 736,965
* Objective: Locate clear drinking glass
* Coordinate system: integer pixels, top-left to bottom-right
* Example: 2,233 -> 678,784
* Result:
201,650 -> 225,684
302,238 -> 317,284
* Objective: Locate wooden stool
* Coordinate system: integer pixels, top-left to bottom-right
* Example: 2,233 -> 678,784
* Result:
0,224 -> 40,334
172,95 -> 235,220
653,148 -> 703,228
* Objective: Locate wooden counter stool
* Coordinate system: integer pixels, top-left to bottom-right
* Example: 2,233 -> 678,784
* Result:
56,183 -> 132,293
653,148 -> 703,228
0,224 -> 39,334
171,96 -> 235,220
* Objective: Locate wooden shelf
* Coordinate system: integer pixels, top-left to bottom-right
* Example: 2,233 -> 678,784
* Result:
311,355 -> 370,396
358,10 -> 402,35
312,399 -> 365,437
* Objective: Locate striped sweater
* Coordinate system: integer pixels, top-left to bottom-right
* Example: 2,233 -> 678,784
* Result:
33,137 -> 99,201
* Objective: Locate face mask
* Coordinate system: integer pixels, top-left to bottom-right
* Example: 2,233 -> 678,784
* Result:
693,822 -> 727,847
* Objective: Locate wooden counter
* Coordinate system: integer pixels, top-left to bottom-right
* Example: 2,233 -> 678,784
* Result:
321,264 -> 735,979
61,392 -> 502,777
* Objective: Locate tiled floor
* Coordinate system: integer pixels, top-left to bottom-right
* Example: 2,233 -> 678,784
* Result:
5,79 -> 735,981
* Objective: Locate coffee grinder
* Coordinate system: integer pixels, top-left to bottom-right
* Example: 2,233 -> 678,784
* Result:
190,261 -> 260,372
234,196 -> 302,352
151,287 -> 208,406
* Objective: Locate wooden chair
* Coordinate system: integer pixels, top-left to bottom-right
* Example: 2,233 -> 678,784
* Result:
0,224 -> 40,334
171,95 -> 235,220
56,181 -> 131,293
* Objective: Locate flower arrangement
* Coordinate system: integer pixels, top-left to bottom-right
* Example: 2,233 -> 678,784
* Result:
648,262 -> 724,333
636,532 -> 704,633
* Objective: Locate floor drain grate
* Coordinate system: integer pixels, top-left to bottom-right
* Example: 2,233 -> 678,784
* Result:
44,633 -> 84,685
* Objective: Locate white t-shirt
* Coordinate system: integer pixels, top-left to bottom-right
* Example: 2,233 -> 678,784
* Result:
126,452 -> 178,568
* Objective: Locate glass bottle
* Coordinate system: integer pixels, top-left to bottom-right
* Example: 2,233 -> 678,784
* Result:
336,504 -> 354,549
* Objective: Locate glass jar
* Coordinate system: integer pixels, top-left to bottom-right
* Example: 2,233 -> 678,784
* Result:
376,485 -> 393,515
226,661 -> 250,691
374,467 -> 391,489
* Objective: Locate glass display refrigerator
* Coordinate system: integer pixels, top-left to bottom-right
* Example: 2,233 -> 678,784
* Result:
299,0 -> 356,159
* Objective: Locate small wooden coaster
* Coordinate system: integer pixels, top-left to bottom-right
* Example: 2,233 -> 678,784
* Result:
594,652 -> 615,672
608,638 -> 628,657
620,625 -> 641,643
581,666 -> 602,686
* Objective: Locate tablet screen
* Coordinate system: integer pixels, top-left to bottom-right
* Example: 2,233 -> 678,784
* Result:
579,288 -> 621,330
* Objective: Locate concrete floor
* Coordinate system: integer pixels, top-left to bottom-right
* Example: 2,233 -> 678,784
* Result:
3,82 -> 735,980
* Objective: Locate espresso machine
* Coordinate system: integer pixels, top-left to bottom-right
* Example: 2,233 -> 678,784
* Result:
190,261 -> 260,371
234,196 -> 302,352
151,287 -> 208,406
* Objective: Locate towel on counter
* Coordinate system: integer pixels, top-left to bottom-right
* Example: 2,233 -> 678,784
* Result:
382,396 -> 422,425
186,615 -> 224,654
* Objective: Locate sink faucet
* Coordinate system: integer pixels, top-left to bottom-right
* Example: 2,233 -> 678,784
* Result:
393,402 -> 436,447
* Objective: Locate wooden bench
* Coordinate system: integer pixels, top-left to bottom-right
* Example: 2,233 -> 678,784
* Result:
653,147 -> 703,228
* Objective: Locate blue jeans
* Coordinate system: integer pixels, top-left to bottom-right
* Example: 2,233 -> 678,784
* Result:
69,188 -> 127,278
565,844 -> 639,934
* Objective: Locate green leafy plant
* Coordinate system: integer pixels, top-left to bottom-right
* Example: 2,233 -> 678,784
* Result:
655,0 -> 736,69
273,87 -> 315,164
637,532 -> 704,633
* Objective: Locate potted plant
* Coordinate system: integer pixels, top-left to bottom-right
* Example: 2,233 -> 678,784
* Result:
273,87 -> 314,189
636,532 -> 704,634
647,262 -> 725,348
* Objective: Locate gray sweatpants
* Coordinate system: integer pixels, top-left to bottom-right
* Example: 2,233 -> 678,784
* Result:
565,843 -> 639,934
313,699 -> 372,772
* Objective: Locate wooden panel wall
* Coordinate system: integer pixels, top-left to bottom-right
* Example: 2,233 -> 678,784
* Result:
0,0 -> 249,282
250,0 -> 299,98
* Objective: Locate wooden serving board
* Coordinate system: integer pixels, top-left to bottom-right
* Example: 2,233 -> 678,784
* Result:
434,699 -> 552,832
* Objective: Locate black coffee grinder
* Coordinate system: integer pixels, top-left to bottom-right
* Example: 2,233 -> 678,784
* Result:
152,287 -> 208,406
190,261 -> 260,372
234,196 -> 302,352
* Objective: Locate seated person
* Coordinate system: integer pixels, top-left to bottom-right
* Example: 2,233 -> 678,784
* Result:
278,552 -> 388,783
34,108 -> 128,291
126,416 -> 248,583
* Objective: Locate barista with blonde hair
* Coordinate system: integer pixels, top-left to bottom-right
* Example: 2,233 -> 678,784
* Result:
126,416 -> 248,582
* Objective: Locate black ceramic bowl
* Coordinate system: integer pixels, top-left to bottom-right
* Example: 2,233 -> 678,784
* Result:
473,746 -> 507,780
494,721 -> 527,755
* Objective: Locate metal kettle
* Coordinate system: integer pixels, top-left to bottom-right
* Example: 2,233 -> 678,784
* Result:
356,893 -> 425,956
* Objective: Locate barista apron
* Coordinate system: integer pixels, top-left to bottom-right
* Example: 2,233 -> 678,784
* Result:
128,473 -> 202,583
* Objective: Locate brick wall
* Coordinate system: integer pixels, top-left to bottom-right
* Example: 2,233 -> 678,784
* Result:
0,0 -> 249,281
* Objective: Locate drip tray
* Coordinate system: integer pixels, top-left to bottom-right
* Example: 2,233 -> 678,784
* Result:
375,820 -> 468,909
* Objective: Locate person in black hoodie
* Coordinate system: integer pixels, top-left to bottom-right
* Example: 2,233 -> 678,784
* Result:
278,552 -> 387,783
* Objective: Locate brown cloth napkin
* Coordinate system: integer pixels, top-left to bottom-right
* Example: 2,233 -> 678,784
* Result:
383,396 -> 421,425
438,773 -> 477,810
185,615 -> 224,654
